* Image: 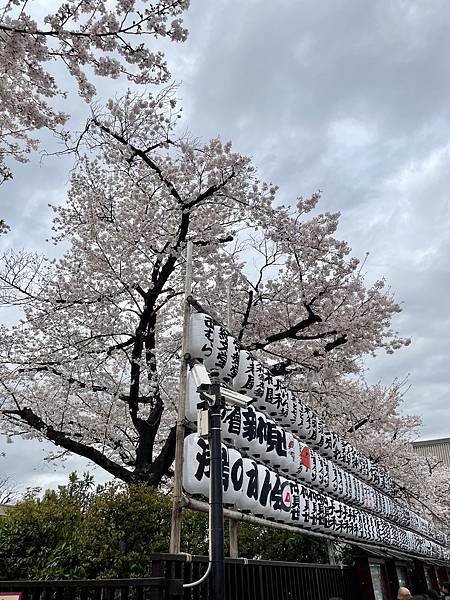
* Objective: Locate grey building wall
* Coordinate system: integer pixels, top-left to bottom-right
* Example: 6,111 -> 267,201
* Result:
412,437 -> 450,467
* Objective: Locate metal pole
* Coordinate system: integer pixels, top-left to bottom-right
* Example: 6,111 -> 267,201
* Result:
226,279 -> 239,559
169,241 -> 193,554
183,497 -> 426,562
209,383 -> 225,600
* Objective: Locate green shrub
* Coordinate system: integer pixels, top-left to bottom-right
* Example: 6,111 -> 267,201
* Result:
0,472 -> 329,579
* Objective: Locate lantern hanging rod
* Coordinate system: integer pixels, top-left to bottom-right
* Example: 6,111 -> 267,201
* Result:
182,496 -> 450,567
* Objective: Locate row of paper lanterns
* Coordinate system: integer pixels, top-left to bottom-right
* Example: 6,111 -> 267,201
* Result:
185,383 -> 444,545
187,312 -> 448,549
183,434 -> 449,560
188,313 -> 394,493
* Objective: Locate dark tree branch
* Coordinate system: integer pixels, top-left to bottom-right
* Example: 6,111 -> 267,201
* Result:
324,334 -> 348,352
192,234 -> 233,247
270,359 -> 293,377
92,119 -> 184,206
184,171 -> 236,209
347,416 -> 370,433
246,307 -> 322,351
238,289 -> 253,342
3,407 -> 133,483
147,424 -> 177,487
133,397 -> 164,476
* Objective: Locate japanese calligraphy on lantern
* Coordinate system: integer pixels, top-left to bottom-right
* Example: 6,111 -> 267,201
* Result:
183,312 -> 450,560
183,434 -> 449,560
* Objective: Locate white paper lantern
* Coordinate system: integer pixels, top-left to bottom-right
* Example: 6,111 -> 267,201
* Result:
243,409 -> 268,460
238,457 -> 260,513
263,421 -> 287,470
260,374 -> 277,417
309,417 -> 326,452
185,367 -> 203,422
294,442 -> 313,485
316,454 -> 329,491
335,441 -> 352,469
299,485 -> 321,531
224,448 -> 244,506
187,312 -> 215,362
274,384 -> 293,433
287,481 -> 305,526
304,411 -> 319,446
320,430 -> 335,459
347,448 -> 360,475
183,433 -> 236,506
270,378 -> 290,424
205,326 -> 232,381
332,435 -> 344,464
221,405 -> 242,445
275,477 -> 295,524
331,499 -> 345,537
343,472 -> 355,504
227,335 -> 241,380
283,433 -> 302,477
279,430 -> 297,473
337,501 -> 360,539
342,442 -> 356,471
231,406 -> 254,455
327,460 -> 340,496
358,456 -> 371,482
182,433 -> 211,498
316,493 -> 335,534
250,360 -> 267,403
212,333 -> 240,383
232,350 -> 260,398
286,393 -> 301,433
309,450 -> 322,490
255,464 -> 277,519
334,465 -> 347,500
295,404 -> 314,441
342,471 -> 355,503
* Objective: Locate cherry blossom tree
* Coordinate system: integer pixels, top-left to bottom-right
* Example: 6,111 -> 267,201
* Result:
0,90 -> 447,525
328,377 -> 450,525
0,0 -> 189,183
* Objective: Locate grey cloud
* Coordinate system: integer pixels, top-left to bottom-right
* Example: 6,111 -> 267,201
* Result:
173,0 -> 450,441
1,0 -> 449,486
0,438 -> 111,495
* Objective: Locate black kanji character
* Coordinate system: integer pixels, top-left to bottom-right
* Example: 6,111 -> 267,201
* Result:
195,438 -> 210,480
222,406 -> 242,436
241,407 -> 257,442
266,422 -> 287,457
244,461 -> 259,500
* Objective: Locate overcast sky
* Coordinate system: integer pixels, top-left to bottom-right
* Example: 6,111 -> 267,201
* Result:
1,0 -> 449,493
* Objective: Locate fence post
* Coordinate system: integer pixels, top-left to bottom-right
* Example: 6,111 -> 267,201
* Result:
167,579 -> 184,599
229,520 -> 239,558
327,539 -> 336,565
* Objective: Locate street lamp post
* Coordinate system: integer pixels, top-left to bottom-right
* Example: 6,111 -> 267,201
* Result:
209,382 -> 225,600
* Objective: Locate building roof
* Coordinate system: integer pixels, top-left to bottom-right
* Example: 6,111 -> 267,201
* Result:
413,437 -> 450,447
412,438 -> 450,466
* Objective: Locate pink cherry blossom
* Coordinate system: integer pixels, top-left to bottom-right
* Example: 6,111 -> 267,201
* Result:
0,92 -> 447,530
0,0 -> 189,182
